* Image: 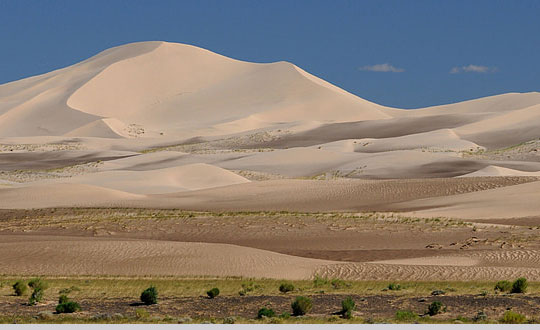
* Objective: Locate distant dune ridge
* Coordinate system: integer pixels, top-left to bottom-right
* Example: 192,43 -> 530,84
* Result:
0,41 -> 539,219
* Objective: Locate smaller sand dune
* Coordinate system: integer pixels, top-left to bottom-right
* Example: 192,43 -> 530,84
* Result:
43,163 -> 250,194
0,236 -> 335,279
460,165 -> 540,177
316,262 -> 540,281
316,129 -> 483,154
0,183 -> 143,209
399,180 -> 540,219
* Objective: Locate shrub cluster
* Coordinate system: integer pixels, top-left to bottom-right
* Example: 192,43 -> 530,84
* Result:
494,280 -> 512,293
140,286 -> 158,305
279,282 -> 295,293
427,301 -> 444,316
257,307 -> 276,319
207,287 -> 220,299
56,294 -> 81,313
291,296 -> 312,316
511,278 -> 527,294
28,278 -> 47,306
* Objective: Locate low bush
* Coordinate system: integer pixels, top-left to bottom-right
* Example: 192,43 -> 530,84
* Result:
29,287 -> 44,306
395,310 -> 418,322
56,301 -> 81,314
257,307 -> 276,319
340,297 -> 355,319
291,296 -> 313,316
279,282 -> 295,293
500,310 -> 526,324
12,281 -> 27,296
140,286 -> 158,305
388,283 -> 401,291
511,278 -> 527,294
427,301 -> 444,316
207,287 -> 220,299
494,280 -> 512,293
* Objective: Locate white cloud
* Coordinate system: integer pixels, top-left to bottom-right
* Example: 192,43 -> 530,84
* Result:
450,64 -> 497,74
359,63 -> 404,73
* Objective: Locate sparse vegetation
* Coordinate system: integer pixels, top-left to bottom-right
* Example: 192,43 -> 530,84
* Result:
500,310 -> 526,324
511,278 -> 528,294
331,279 -> 349,289
12,280 -> 27,296
135,308 -> 149,319
279,282 -> 295,293
387,283 -> 401,291
58,294 -> 69,304
313,275 -> 329,287
207,287 -> 220,299
340,297 -> 355,319
140,286 -> 158,305
395,310 -> 418,322
291,296 -> 313,316
257,307 -> 276,319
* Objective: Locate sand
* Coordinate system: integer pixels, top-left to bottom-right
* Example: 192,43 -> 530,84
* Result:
1,41 -> 540,280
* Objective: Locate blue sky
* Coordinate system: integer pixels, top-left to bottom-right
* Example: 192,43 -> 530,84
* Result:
0,0 -> 539,108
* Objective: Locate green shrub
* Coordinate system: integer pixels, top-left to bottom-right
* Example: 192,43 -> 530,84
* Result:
29,287 -> 44,306
140,286 -> 158,305
511,278 -> 527,294
56,301 -> 81,314
12,281 -> 27,296
279,282 -> 295,293
58,295 -> 69,304
388,283 -> 402,291
207,287 -> 220,299
340,297 -> 355,319
494,280 -> 512,293
291,296 -> 313,316
257,307 -> 276,318
427,301 -> 444,316
395,310 -> 418,322
500,310 -> 526,324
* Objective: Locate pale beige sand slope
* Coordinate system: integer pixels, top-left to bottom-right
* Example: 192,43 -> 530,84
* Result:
38,163 -> 250,194
0,183 -> 143,209
316,262 -> 540,281
0,236 -> 335,279
0,177 -> 535,214
460,165 -> 540,177
398,180 -> 540,219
